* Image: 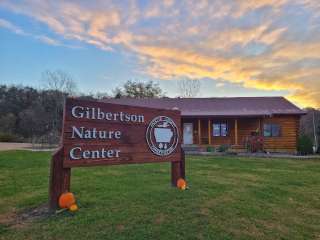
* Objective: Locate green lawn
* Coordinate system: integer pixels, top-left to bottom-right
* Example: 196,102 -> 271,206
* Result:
0,151 -> 320,240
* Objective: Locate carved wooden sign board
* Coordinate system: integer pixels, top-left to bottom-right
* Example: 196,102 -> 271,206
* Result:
49,98 -> 184,210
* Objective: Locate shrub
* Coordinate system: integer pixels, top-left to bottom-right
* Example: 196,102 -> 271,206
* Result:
217,144 -> 230,152
0,133 -> 17,142
245,136 -> 264,153
298,135 -> 313,155
207,146 -> 215,152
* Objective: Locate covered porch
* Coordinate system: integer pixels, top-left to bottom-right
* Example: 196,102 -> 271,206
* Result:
181,117 -> 263,149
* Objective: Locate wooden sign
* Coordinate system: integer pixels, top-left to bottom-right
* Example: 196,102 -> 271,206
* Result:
49,98 -> 185,210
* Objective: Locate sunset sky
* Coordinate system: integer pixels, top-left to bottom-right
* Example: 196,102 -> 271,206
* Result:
0,0 -> 319,108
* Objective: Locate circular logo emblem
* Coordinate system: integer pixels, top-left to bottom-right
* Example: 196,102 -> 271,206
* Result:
146,116 -> 179,156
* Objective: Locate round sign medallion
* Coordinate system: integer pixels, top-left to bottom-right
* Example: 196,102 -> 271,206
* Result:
146,116 -> 179,156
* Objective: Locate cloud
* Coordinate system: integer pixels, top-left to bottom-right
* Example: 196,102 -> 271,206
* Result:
216,82 -> 225,88
35,35 -> 61,46
0,0 -> 319,108
201,23 -> 287,51
0,18 -> 26,35
0,17 -> 69,48
144,4 -> 161,18
232,0 -> 288,18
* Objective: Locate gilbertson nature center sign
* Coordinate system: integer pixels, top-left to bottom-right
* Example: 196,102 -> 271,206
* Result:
49,98 -> 184,210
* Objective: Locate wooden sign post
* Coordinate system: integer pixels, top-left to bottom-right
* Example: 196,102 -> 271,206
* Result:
49,98 -> 184,210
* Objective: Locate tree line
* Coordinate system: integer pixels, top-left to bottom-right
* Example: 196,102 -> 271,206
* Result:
0,70 -> 167,144
0,70 -> 319,152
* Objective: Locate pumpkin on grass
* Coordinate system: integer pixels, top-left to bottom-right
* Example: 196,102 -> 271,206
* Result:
177,178 -> 187,190
59,192 -> 76,209
69,204 -> 78,212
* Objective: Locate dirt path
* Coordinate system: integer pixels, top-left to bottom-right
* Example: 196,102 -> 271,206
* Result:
0,142 -> 57,151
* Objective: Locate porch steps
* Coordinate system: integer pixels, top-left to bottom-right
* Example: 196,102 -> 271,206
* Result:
182,144 -> 208,153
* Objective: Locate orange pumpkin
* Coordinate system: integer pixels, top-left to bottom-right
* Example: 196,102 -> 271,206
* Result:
177,178 -> 186,190
69,204 -> 78,212
59,192 -> 76,209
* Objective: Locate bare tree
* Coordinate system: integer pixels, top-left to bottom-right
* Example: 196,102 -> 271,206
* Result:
41,70 -> 77,141
300,108 -> 320,153
177,79 -> 201,97
41,70 -> 77,96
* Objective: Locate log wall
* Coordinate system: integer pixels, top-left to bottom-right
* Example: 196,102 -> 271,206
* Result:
238,118 -> 261,145
211,118 -> 234,146
262,115 -> 300,153
182,115 -> 301,153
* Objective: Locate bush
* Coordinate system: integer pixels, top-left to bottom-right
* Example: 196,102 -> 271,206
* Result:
0,133 -> 17,142
298,135 -> 313,155
245,136 -> 264,153
217,144 -> 230,152
207,146 -> 215,152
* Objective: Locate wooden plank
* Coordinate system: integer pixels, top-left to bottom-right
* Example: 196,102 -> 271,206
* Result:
235,119 -> 238,145
259,118 -> 262,135
208,119 -> 211,145
64,98 -> 181,125
63,144 -> 181,167
62,98 -> 181,167
49,148 -> 70,210
171,148 -> 185,186
261,115 -> 299,151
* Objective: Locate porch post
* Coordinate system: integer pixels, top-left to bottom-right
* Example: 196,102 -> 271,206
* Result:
259,118 -> 263,135
208,119 -> 211,145
235,119 -> 238,145
198,119 -> 201,144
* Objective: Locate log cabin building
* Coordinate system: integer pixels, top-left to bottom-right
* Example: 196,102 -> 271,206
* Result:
104,97 -> 306,153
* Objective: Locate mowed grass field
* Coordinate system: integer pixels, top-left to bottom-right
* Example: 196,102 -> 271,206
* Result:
0,151 -> 320,240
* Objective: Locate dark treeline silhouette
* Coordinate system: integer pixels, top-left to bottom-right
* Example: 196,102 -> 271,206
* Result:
0,85 -> 68,143
0,79 -> 164,144
0,78 -> 318,152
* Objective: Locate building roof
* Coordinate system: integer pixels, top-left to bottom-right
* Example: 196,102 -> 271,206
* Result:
102,97 -> 306,117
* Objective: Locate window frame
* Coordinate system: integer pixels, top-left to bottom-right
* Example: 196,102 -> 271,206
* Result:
212,122 -> 228,137
263,123 -> 281,137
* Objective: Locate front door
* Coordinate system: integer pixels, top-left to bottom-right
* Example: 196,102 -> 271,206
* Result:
183,123 -> 193,144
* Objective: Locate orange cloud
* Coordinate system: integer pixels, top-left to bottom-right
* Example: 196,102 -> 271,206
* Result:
132,42 -> 320,108
0,0 -> 319,108
202,23 -> 286,50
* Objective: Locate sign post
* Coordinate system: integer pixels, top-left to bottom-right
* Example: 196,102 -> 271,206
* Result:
49,98 -> 184,210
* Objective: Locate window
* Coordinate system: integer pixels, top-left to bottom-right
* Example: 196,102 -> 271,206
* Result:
213,124 -> 220,136
264,124 -> 281,137
221,123 -> 227,136
264,124 -> 271,137
213,123 -> 228,137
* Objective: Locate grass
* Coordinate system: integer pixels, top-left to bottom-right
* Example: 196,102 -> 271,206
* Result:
0,151 -> 320,240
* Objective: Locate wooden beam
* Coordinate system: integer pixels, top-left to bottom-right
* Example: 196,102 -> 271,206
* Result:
208,119 -> 211,145
49,147 -> 71,211
198,119 -> 201,144
235,119 -> 238,145
171,148 -> 186,187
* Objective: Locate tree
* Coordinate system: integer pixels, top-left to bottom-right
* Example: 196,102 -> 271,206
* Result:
18,102 -> 48,139
177,79 -> 201,97
41,70 -> 78,136
0,85 -> 39,138
113,80 -> 164,98
298,135 -> 314,155
41,70 -> 77,96
0,113 -> 16,134
300,108 -> 320,153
